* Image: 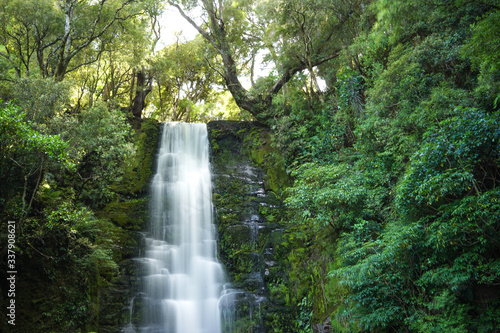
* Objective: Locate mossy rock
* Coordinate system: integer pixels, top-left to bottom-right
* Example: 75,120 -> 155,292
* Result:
95,119 -> 160,332
208,120 -> 292,332
111,118 -> 159,196
97,199 -> 148,231
224,224 -> 252,245
208,120 -> 290,195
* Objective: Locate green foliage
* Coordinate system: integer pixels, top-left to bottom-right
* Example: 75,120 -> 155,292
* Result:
0,102 -> 69,163
65,103 -> 135,207
327,110 -> 499,331
294,297 -> 313,333
397,109 -> 499,217
271,1 -> 500,332
336,67 -> 365,119
0,101 -> 72,219
12,78 -> 70,126
463,9 -> 500,74
285,162 -> 369,230
18,200 -> 120,331
462,8 -> 500,109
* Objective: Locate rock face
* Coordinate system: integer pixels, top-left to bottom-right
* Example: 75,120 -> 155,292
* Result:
208,120 -> 290,332
96,119 -> 160,332
102,120 -> 291,332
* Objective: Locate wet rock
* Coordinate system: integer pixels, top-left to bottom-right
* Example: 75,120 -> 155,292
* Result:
208,120 -> 290,332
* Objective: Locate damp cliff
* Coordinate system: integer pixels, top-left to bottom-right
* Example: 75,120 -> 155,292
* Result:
208,120 -> 292,332
102,119 -> 293,332
96,118 -> 160,332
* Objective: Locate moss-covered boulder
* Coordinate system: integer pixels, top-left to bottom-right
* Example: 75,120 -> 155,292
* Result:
110,119 -> 159,197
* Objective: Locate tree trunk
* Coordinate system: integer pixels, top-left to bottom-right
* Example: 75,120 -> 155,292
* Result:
130,71 -> 152,119
170,0 -> 339,126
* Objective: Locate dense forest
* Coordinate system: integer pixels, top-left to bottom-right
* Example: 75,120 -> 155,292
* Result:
1,0 -> 499,332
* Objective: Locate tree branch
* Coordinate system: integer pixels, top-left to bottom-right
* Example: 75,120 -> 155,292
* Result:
169,1 -> 222,54
268,50 -> 339,97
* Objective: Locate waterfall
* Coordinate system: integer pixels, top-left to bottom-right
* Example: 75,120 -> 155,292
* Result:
135,122 -> 224,333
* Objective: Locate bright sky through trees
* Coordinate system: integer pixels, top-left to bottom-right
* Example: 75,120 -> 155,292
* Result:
156,6 -> 276,90
157,7 -> 198,48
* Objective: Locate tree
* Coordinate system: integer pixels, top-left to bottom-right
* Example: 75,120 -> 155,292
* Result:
0,0 -> 159,82
0,102 -> 71,223
148,36 -> 220,121
167,0 -> 364,123
64,102 -> 135,206
130,70 -> 153,118
69,13 -> 158,114
462,6 -> 500,109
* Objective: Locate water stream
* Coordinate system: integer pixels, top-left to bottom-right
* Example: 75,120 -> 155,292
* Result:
134,122 -> 225,333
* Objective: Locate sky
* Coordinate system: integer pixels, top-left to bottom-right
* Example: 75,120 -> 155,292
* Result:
156,6 -> 199,48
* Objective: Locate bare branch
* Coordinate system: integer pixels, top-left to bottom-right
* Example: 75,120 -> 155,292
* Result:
169,1 -> 222,54
204,54 -> 225,78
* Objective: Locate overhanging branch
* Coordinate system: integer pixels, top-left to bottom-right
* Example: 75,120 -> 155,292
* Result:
268,50 -> 340,97
168,1 -> 222,54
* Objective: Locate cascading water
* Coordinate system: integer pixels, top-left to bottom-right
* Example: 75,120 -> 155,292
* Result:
134,122 -> 225,333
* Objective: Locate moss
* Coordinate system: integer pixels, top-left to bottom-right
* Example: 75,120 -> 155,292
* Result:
249,132 -> 290,195
208,120 -> 293,332
220,225 -> 254,278
111,118 -> 159,196
97,199 -> 148,230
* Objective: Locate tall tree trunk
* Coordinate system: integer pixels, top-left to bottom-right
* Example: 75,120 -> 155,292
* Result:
130,71 -> 152,119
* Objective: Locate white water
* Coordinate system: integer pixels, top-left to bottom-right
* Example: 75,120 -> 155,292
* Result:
138,122 -> 224,333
